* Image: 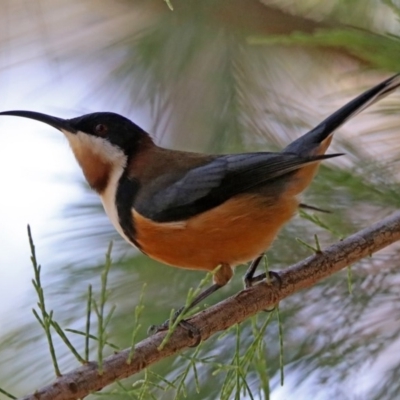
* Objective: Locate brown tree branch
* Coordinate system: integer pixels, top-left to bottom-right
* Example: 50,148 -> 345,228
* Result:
21,211 -> 400,400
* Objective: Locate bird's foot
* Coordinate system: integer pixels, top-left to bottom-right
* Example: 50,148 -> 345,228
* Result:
244,270 -> 282,312
148,307 -> 202,347
244,270 -> 282,289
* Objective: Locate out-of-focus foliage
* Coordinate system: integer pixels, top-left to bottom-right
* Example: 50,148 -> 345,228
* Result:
1,0 -> 400,399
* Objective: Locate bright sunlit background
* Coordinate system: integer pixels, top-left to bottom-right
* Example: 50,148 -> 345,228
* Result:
1,1 -> 400,399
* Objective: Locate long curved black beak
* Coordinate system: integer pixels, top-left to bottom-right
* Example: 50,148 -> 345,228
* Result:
0,110 -> 77,133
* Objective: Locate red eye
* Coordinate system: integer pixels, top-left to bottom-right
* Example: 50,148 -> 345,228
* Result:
95,124 -> 108,136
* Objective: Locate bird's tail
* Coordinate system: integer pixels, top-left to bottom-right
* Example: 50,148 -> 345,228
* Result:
284,73 -> 400,155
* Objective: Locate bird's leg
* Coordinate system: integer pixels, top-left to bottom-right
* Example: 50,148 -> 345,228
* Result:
244,255 -> 282,288
149,283 -> 221,331
147,283 -> 222,344
148,264 -> 233,344
244,255 -> 282,312
244,255 -> 263,288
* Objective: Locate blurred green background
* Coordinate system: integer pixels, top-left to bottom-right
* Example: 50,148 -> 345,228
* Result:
1,0 -> 400,399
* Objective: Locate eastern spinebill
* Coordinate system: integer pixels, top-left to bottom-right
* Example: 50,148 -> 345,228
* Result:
1,74 -> 399,334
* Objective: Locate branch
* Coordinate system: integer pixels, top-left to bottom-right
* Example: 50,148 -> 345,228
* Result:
22,211 -> 400,400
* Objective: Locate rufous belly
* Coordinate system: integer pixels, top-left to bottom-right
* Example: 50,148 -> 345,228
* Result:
133,193 -> 298,272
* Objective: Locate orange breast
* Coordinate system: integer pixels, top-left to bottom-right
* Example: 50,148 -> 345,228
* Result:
133,193 -> 298,272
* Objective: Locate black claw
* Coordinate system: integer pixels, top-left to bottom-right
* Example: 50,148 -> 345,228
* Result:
148,306 -> 202,345
181,320 -> 202,347
147,282 -> 221,343
244,272 -> 266,287
244,270 -> 282,288
244,255 -> 264,288
147,324 -> 158,335
268,270 -> 282,288
147,317 -> 202,346
147,317 -> 171,335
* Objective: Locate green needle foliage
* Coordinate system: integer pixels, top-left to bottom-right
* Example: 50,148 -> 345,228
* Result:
28,230 -> 121,379
157,269 -> 215,350
0,387 -> 17,400
85,284 -> 93,362
164,0 -> 174,11
128,283 -> 147,363
29,225 -> 62,377
93,241 -> 114,374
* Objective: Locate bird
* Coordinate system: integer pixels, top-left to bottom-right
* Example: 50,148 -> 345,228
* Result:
1,74 -> 399,335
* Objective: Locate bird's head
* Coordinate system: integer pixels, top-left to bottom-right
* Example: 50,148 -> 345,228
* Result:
0,110 -> 153,192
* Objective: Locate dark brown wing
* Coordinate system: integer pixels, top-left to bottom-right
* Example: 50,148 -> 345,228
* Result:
134,152 -> 340,222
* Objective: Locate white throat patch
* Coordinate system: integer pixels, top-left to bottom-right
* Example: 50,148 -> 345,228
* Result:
62,129 -> 130,241
62,130 -> 127,167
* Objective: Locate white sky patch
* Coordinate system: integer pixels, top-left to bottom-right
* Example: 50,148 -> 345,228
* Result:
0,118 -> 81,332
0,60 -> 147,335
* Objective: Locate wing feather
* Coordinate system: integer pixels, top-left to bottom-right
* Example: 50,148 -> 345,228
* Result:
136,152 -> 338,222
